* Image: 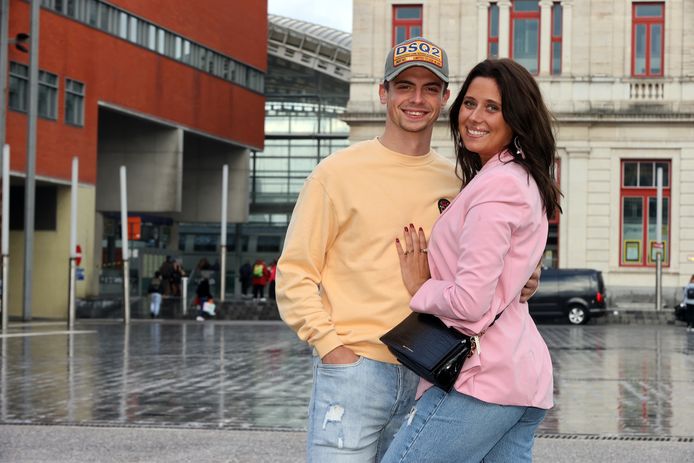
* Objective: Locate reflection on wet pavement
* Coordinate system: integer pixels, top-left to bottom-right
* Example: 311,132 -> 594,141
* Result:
1,322 -> 693,436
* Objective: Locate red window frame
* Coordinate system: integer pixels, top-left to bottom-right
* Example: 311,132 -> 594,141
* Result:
619,160 -> 671,268
488,3 -> 499,59
550,2 -> 562,75
510,1 -> 541,75
392,5 -> 423,46
631,2 -> 665,77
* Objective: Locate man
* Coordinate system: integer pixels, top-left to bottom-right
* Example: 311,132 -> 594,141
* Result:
277,37 -> 539,462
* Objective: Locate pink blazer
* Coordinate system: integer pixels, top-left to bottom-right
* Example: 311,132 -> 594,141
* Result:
411,150 -> 553,409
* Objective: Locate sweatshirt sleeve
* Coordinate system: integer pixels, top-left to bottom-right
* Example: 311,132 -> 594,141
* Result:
276,177 -> 342,358
410,175 -> 532,334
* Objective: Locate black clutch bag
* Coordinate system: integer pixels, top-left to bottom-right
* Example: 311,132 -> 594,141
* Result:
380,312 -> 472,392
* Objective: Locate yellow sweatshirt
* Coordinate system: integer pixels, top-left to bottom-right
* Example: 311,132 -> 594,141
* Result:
276,138 -> 461,363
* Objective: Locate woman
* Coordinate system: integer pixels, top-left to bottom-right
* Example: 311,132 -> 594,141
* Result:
382,59 -> 562,462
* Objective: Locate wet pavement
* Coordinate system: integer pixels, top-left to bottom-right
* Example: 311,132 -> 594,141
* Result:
1,321 -> 694,439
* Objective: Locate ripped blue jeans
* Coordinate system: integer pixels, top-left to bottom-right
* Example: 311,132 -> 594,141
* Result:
307,355 -> 420,463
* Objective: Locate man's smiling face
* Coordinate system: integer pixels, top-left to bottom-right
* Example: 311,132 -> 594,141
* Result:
379,66 -> 450,136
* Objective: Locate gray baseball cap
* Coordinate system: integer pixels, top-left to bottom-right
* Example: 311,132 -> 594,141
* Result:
384,37 -> 449,83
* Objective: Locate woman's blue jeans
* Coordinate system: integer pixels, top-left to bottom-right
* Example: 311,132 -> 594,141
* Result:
381,386 -> 547,463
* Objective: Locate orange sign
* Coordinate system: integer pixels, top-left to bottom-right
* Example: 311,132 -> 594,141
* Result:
127,217 -> 141,240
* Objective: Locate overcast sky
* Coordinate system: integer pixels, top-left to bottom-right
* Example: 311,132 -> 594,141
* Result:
268,0 -> 353,32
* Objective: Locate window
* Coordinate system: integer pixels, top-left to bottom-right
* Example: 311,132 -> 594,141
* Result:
65,78 -> 85,126
118,11 -> 128,39
8,62 -> 28,112
128,15 -> 138,43
392,4 -> 423,45
550,2 -> 562,75
38,70 -> 59,120
632,2 -> 664,77
147,24 -> 156,50
510,0 -> 540,74
620,160 -> 670,267
488,3 -> 499,59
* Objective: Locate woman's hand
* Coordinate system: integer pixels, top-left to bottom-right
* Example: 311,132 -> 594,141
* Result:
519,261 -> 542,303
395,224 -> 431,296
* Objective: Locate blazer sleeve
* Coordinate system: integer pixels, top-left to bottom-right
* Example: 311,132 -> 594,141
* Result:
275,177 -> 343,358
410,174 -> 533,334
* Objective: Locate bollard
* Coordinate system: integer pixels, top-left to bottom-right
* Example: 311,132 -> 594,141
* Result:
181,276 -> 188,317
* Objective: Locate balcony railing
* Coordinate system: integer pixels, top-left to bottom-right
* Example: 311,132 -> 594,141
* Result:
629,81 -> 665,100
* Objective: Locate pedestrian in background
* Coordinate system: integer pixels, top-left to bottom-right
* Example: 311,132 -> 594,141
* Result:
238,261 -> 252,296
195,277 -> 214,321
170,260 -> 185,297
147,271 -> 163,318
252,259 -> 269,301
158,255 -> 174,295
685,274 -> 694,332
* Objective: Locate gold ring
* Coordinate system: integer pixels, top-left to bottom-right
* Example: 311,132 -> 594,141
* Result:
421,248 -> 428,253
403,251 -> 409,256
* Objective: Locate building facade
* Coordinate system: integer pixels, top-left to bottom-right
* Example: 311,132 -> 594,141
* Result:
4,0 -> 266,318
345,0 -> 694,305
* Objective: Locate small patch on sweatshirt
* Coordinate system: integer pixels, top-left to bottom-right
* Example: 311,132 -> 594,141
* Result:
438,198 -> 451,213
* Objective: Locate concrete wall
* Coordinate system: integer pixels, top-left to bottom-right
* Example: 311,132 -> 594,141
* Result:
96,109 -> 183,213
8,185 -> 96,319
176,134 -> 250,223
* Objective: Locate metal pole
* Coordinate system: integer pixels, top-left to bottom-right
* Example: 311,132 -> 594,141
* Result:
655,167 -> 663,312
181,276 -> 188,316
220,164 -> 228,301
22,0 -> 40,321
0,0 -> 10,150
120,166 -> 130,324
0,0 -> 9,330
1,145 -> 8,331
68,157 -> 78,328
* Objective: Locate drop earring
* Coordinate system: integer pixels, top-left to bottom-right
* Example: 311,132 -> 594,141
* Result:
514,136 -> 525,159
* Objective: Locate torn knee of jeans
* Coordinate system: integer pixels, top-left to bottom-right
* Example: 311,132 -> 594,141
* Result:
322,404 -> 345,429
322,404 -> 345,448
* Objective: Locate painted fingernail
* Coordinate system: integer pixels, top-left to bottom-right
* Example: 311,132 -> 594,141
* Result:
395,238 -> 400,243
404,227 -> 408,232
409,223 -> 414,228
419,227 -> 423,232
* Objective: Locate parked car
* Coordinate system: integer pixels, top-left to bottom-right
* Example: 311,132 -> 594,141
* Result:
528,268 -> 607,325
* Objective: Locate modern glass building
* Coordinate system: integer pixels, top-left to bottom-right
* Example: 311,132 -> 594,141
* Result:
176,15 -> 351,285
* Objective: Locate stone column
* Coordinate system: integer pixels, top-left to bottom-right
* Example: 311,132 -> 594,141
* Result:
539,0 -> 553,75
498,0 -> 511,58
564,148 -> 589,267
477,0 -> 490,61
561,0 -> 573,75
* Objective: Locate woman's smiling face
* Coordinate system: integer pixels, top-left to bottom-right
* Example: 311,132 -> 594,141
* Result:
458,77 -> 513,165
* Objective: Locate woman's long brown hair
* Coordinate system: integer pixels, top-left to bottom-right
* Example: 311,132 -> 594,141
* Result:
449,59 -> 562,220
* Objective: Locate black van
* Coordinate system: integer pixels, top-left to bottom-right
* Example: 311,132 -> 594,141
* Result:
528,268 -> 607,325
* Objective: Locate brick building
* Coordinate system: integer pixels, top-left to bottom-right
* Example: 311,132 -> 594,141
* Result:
4,0 -> 266,318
